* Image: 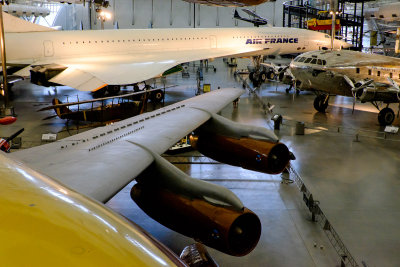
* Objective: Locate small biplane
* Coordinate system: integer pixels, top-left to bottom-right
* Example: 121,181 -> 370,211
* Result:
39,88 -> 167,123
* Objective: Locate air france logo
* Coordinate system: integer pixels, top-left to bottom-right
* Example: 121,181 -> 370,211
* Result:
246,38 -> 299,44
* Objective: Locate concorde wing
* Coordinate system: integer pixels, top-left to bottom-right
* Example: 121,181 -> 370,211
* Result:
33,46 -> 269,91
10,88 -> 244,202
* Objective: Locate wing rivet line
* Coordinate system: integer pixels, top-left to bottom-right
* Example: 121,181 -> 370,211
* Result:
87,126 -> 144,152
60,104 -> 186,150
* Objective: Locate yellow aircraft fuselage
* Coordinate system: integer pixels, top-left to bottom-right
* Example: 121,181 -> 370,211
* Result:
0,152 -> 183,266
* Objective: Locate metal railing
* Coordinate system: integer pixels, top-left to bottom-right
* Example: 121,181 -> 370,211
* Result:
286,165 -> 359,267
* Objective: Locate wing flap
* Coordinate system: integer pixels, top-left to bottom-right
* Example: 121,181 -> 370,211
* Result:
49,67 -> 107,91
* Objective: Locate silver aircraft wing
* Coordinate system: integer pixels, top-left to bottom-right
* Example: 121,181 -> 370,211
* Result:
10,88 -> 244,202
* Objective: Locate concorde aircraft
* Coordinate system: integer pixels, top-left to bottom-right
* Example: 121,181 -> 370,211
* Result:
52,0 -> 273,7
289,50 -> 400,126
3,88 -> 292,265
4,12 -> 350,95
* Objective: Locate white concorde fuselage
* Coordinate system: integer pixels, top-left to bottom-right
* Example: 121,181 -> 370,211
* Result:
5,26 -> 350,91
7,28 -> 347,64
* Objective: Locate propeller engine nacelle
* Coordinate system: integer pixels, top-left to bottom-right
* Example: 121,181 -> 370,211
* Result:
190,113 -> 291,174
130,145 -> 261,256
358,88 -> 398,103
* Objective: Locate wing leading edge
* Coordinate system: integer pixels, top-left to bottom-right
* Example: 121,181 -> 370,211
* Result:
10,88 -> 244,202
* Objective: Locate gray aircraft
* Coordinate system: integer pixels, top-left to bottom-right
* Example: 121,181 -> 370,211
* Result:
289,49 -> 400,126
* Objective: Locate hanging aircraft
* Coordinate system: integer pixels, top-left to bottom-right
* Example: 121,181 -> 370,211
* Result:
52,0 -> 272,7
6,88 -> 292,264
183,0 -> 272,6
233,8 -> 268,27
289,50 -> 400,126
4,12 -> 350,95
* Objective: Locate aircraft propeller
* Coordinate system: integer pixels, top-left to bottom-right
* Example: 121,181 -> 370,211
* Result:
343,75 -> 374,114
386,77 -> 400,101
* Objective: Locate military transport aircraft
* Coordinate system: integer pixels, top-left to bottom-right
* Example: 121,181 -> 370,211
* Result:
4,12 -> 349,95
183,0 -> 272,6
234,8 -> 269,27
289,50 -> 400,125
4,88 -> 291,265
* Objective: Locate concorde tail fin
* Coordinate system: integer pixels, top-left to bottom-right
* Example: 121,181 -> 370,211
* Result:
3,12 -> 55,33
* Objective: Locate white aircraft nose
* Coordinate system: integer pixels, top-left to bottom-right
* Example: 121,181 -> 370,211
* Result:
338,39 -> 352,49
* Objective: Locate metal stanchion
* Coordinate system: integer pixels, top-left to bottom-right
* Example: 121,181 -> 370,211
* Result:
0,2 -> 11,115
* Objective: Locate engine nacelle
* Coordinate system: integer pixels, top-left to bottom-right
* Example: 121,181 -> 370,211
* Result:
130,146 -> 261,256
190,134 -> 289,174
190,113 -> 291,174
358,88 -> 398,103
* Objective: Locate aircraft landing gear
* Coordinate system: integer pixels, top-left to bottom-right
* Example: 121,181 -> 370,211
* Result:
249,71 -> 266,87
107,85 -> 120,95
313,94 -> 329,113
248,56 -> 268,88
378,107 -> 395,126
266,70 -> 275,80
150,89 -> 164,103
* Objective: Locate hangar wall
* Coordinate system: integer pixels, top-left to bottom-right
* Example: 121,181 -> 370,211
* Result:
54,0 -> 286,30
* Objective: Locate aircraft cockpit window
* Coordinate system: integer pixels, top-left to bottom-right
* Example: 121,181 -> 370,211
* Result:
317,59 -> 322,65
304,58 -> 312,63
322,60 -> 327,65
298,57 -> 306,62
310,59 -> 317,64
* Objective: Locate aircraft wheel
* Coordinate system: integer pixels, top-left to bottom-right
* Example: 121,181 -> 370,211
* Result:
150,89 -> 164,103
107,85 -> 120,95
259,71 -> 267,83
278,72 -> 285,81
249,71 -> 255,82
378,107 -> 395,126
313,95 -> 328,113
266,71 -> 275,80
92,87 -> 107,98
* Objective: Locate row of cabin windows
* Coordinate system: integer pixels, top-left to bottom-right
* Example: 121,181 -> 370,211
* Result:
233,35 -> 289,39
357,68 -> 400,79
62,37 -> 208,45
294,57 -> 327,65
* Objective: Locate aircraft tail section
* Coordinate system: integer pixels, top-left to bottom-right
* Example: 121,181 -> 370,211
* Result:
52,98 -> 71,118
3,12 -> 55,33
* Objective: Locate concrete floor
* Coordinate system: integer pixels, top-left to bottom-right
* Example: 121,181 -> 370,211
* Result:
3,58 -> 400,266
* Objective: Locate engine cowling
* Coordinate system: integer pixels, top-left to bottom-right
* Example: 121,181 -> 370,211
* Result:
131,183 -> 261,257
189,112 -> 291,174
190,134 -> 289,174
130,145 -> 261,257
358,88 -> 398,103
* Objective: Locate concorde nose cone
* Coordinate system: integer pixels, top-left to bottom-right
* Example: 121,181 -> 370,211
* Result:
336,39 -> 352,49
